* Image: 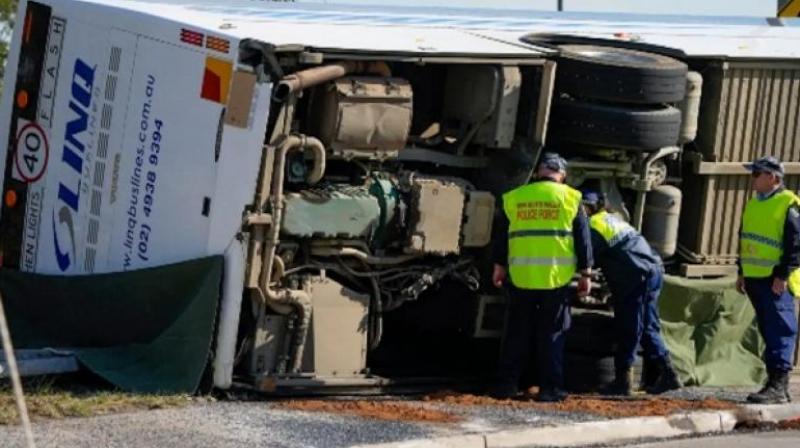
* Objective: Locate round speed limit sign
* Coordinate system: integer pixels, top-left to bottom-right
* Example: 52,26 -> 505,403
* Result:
14,121 -> 50,183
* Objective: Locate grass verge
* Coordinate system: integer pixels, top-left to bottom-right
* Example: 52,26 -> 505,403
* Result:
0,377 -> 192,425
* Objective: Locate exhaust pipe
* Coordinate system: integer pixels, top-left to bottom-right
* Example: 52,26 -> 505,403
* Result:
273,61 -> 391,102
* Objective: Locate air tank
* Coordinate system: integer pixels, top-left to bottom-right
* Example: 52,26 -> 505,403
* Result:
642,185 -> 682,258
678,71 -> 702,144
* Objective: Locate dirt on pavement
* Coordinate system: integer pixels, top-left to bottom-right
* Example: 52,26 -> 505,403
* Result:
280,399 -> 462,423
424,390 -> 738,418
278,390 -> 739,423
778,417 -> 800,430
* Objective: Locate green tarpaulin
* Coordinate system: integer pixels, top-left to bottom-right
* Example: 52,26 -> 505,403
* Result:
659,275 -> 767,386
0,256 -> 222,393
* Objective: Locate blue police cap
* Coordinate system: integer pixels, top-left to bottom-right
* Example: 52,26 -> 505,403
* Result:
581,189 -> 601,205
538,152 -> 567,173
744,155 -> 784,177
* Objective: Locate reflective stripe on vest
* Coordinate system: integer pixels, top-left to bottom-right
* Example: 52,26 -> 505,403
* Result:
740,189 -> 800,280
589,210 -> 636,247
502,181 -> 581,290
509,256 -> 577,266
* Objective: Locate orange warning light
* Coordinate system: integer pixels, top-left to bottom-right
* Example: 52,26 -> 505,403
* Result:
16,90 -> 29,109
5,190 -> 18,208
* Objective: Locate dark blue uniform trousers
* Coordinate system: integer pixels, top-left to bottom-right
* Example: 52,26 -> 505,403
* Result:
496,284 -> 571,391
745,278 -> 798,372
614,269 -> 669,370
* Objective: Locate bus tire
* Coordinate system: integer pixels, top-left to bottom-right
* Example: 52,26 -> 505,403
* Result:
566,309 -> 617,355
564,352 -> 616,393
555,45 -> 688,104
549,98 -> 682,151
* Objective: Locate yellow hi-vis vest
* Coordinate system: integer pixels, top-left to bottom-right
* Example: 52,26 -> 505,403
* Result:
740,189 -> 800,297
589,210 -> 637,247
502,181 -> 581,290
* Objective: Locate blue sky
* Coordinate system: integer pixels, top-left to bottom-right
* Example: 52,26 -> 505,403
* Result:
296,1 -> 776,17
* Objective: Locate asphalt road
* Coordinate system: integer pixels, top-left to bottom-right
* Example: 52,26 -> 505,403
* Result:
629,431 -> 800,448
0,386 -> 797,448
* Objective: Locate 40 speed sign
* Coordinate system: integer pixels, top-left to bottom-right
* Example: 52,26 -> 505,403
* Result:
14,119 -> 50,183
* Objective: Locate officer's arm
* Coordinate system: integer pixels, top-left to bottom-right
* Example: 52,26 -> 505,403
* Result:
775,205 -> 800,279
492,210 -> 510,268
573,207 -> 594,273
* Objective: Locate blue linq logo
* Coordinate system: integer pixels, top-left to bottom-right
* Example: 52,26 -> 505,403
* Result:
52,58 -> 95,271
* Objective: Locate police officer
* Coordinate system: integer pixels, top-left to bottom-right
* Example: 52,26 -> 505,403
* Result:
738,155 -> 800,404
581,190 -> 681,396
490,153 -> 593,402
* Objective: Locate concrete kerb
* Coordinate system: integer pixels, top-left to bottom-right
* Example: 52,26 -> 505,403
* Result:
736,403 -> 800,424
353,404 -> 800,448
484,411 -> 738,448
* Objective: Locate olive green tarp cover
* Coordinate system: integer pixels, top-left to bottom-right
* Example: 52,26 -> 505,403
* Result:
0,256 -> 222,393
659,275 -> 767,386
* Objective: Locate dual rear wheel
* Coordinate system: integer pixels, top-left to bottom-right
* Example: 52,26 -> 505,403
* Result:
548,45 -> 688,151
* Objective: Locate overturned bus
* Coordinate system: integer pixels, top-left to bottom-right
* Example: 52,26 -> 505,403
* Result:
1,0 -> 799,392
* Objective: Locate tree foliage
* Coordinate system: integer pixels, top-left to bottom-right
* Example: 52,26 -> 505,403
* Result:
0,0 -> 18,89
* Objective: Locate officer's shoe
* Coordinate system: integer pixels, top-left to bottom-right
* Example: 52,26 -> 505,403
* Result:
536,388 -> 567,403
748,370 -> 790,404
600,368 -> 633,396
781,370 -> 792,403
645,357 -> 682,395
746,374 -> 774,402
640,357 -> 660,391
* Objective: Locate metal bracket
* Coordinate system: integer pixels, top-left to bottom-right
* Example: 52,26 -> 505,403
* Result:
245,213 -> 273,226
631,146 -> 680,230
